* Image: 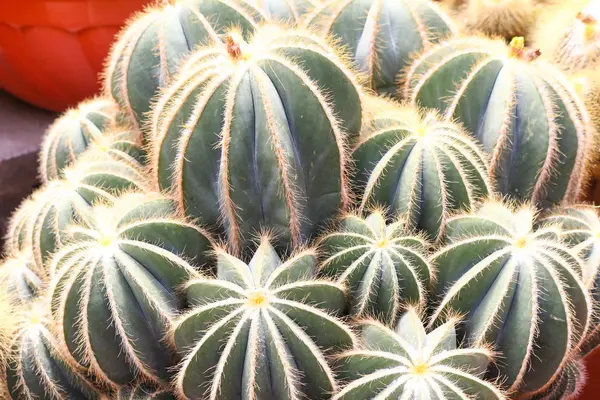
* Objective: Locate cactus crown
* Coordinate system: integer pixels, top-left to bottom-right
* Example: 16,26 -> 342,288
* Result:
0,251 -> 44,304
462,0 -> 536,41
334,308 -> 505,399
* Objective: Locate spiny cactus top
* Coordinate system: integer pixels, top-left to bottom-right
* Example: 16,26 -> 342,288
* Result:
430,200 -> 591,395
5,196 -> 40,256
305,0 -> 456,95
405,36 -> 592,207
352,102 -> 491,240
247,0 -> 318,22
39,97 -> 117,182
80,128 -> 146,166
461,0 -> 536,41
49,192 -> 213,387
334,309 -> 505,400
105,0 -> 264,138
172,238 -> 355,400
0,251 -> 44,304
319,211 -> 432,324
152,26 -> 362,254
5,302 -> 100,400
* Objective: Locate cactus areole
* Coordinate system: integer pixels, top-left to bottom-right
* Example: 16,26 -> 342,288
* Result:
152,27 -> 362,254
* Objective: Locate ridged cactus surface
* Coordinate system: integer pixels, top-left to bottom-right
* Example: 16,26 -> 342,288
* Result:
105,0 -> 264,137
430,200 -> 591,395
461,0 -> 536,41
352,103 -> 490,240
531,357 -> 587,400
152,26 -> 362,253
306,0 -> 455,95
405,37 -> 592,207
49,193 -> 213,386
248,0 -> 317,21
334,309 -> 505,399
172,238 -> 354,399
0,252 -> 44,304
116,384 -> 176,399
39,98 -> 117,182
319,211 -> 432,323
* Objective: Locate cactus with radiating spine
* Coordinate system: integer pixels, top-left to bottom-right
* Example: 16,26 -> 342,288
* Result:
172,237 -> 355,399
248,0 -> 318,22
0,251 -> 44,304
5,197 -> 40,256
82,128 -> 146,166
531,356 -> 587,400
305,0 -> 456,95
319,211 -> 432,323
333,308 -> 505,399
39,98 -> 118,182
116,384 -> 175,399
460,0 -> 536,41
405,36 -> 593,207
352,102 -> 491,240
4,302 -> 101,400
152,26 -> 362,254
430,200 -> 591,395
104,0 -> 264,138
49,192 -> 213,387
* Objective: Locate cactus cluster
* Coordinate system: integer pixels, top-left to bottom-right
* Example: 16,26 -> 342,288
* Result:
3,0 -> 600,399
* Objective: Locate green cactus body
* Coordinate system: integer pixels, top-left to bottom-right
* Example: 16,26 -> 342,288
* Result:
5,304 -> 100,400
352,103 -> 491,240
116,384 -> 175,399
5,197 -> 40,256
319,211 -> 432,323
306,0 -> 455,95
172,238 -> 354,399
248,0 -> 318,22
430,200 -> 591,395
105,0 -> 264,137
334,309 -> 505,400
28,155 -> 149,272
405,37 -> 592,207
532,357 -> 587,400
84,129 -> 146,166
152,27 -> 362,254
0,252 -> 44,304
39,98 -> 117,182
49,193 -> 213,387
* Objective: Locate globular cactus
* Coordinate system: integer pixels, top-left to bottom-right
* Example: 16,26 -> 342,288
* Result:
49,192 -> 214,387
305,0 -> 456,95
82,128 -> 146,166
39,97 -> 118,182
430,199 -> 591,395
319,211 -> 432,323
460,0 -> 537,41
352,102 -> 491,240
116,384 -> 175,399
152,26 -> 363,254
405,36 -> 593,207
4,302 -> 101,400
172,237 -> 355,400
5,197 -> 40,256
333,308 -> 505,400
531,356 -> 587,400
104,0 -> 264,138
247,0 -> 318,22
0,251 -> 44,304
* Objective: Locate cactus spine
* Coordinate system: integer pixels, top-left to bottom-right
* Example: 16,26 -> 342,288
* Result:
319,211 -> 432,323
405,36 -> 593,207
352,102 -> 491,240
334,308 -> 505,399
248,0 -> 319,22
172,238 -> 354,399
531,357 -> 587,400
116,384 -> 175,399
152,26 -> 362,253
461,0 -> 536,41
105,0 -> 264,138
39,98 -> 118,182
49,192 -> 213,387
0,252 -> 44,304
306,0 -> 456,95
430,200 -> 591,395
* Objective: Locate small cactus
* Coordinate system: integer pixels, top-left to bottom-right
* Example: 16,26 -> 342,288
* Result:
405,36 -> 593,207
319,211 -> 432,324
305,0 -> 456,95
352,102 -> 491,240
104,0 -> 264,138
49,192 -> 214,387
430,199 -> 592,395
333,308 -> 505,400
0,251 -> 44,304
39,98 -> 118,182
152,26 -> 362,254
460,0 -> 537,41
172,237 -> 355,400
116,384 -> 175,399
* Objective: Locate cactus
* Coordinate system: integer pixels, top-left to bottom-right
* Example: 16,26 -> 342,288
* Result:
429,200 -> 592,395
305,0 -> 456,95
319,211 -> 432,323
247,0 -> 318,22
104,0 -> 264,138
0,251 -> 44,304
172,237 -> 355,400
5,197 -> 40,256
4,302 -> 101,400
531,356 -> 587,400
83,128 -> 146,166
39,98 -> 118,182
116,384 -> 175,399
152,26 -> 363,254
352,102 -> 491,240
334,308 -> 505,399
405,36 -> 593,207
49,192 -> 213,387
460,0 -> 536,41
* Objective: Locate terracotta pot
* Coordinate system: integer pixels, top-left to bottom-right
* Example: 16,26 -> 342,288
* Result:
0,0 -> 150,112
